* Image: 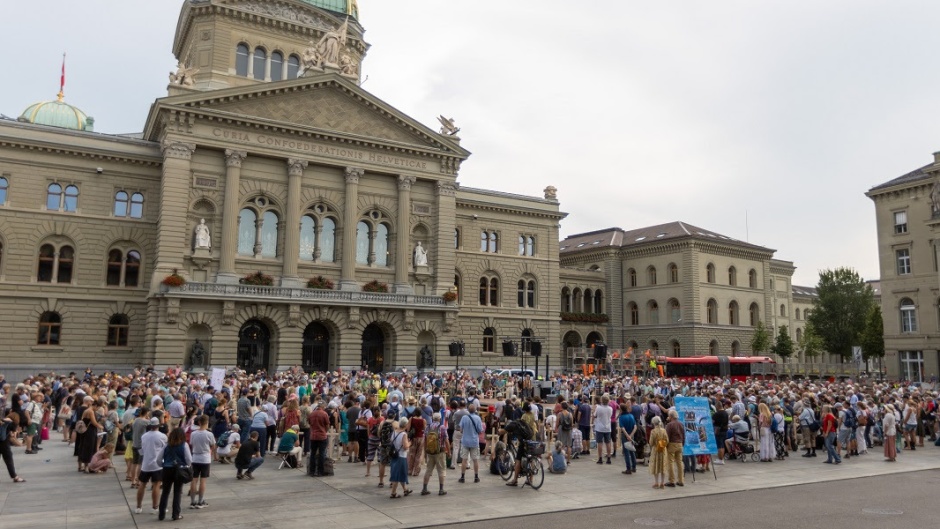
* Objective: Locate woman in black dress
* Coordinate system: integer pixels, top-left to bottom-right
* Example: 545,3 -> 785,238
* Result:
74,397 -> 101,472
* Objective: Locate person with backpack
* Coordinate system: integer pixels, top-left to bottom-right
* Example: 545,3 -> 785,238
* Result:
421,412 -> 449,496
555,402 -> 573,459
499,415 -> 533,487
376,409 -> 397,487
216,424 -> 240,464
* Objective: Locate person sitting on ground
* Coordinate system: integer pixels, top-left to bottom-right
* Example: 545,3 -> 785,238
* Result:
548,441 -> 567,474
216,424 -> 240,464
87,442 -> 115,473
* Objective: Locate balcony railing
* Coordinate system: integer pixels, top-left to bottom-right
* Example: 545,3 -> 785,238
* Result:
160,282 -> 451,309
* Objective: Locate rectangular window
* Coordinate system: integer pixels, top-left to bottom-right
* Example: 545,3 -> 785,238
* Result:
900,350 -> 924,382
894,211 -> 908,234
897,248 -> 912,275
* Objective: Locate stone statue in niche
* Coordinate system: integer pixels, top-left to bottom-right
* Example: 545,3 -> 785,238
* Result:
194,219 -> 211,249
190,340 -> 207,369
419,345 -> 434,369
414,242 -> 428,267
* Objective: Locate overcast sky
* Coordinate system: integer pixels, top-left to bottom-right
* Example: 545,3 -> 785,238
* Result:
3,0 -> 938,286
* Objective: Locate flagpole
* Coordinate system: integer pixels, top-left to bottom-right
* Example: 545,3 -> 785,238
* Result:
58,53 -> 66,101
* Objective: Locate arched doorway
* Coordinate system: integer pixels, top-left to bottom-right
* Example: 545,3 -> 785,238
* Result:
302,322 -> 330,373
238,319 -> 270,373
361,324 -> 385,372
585,331 -> 603,347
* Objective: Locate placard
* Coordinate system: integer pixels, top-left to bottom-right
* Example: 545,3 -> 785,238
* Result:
674,396 -> 718,456
211,367 -> 226,390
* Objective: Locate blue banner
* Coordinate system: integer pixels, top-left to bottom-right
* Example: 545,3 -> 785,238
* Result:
674,396 -> 718,456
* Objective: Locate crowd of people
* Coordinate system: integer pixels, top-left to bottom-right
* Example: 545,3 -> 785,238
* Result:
0,364 -> 936,508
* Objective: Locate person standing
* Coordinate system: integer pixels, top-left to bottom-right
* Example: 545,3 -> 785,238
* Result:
188,415 -> 215,510
664,410 -> 684,487
236,390 -> 252,434
821,405 -> 841,464
458,404 -> 483,484
388,418 -> 413,498
135,418 -> 166,515
594,395 -> 613,465
647,416 -> 667,489
308,402 -> 330,476
158,428 -> 192,522
712,399 -> 728,465
799,401 -> 817,457
883,404 -> 897,462
0,412 -> 25,483
421,412 -> 449,496
618,402 -> 637,475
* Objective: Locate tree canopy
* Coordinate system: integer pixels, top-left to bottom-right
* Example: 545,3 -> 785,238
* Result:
750,320 -> 771,356
798,321 -> 824,359
771,324 -> 795,361
859,304 -> 885,362
807,267 -> 874,361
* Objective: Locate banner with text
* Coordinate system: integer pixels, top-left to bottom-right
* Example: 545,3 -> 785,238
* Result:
674,396 -> 718,456
211,367 -> 226,391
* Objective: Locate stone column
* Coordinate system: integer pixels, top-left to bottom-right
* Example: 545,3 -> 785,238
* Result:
394,175 -> 416,294
434,181 -> 457,294
281,158 -> 307,287
151,140 -> 195,293
218,149 -> 246,284
339,167 -> 364,291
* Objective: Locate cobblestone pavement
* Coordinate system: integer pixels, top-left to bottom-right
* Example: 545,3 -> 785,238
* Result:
1,439 -> 937,528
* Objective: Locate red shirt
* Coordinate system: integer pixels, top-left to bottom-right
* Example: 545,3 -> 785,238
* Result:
822,413 -> 838,435
309,408 -> 330,441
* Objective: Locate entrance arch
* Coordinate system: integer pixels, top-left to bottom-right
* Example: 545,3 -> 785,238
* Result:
361,323 -> 385,372
585,331 -> 603,347
238,319 -> 271,373
302,322 -> 330,373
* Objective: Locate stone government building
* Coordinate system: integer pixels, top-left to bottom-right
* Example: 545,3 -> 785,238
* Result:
0,0 -> 814,376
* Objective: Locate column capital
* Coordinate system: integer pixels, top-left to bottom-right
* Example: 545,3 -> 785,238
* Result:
437,181 -> 457,197
225,149 -> 248,168
162,141 -> 196,160
398,175 -> 417,191
287,158 -> 308,176
345,166 -> 365,184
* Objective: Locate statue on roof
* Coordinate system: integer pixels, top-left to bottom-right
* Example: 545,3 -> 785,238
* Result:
340,53 -> 359,76
316,17 -> 349,67
437,115 -> 460,136
169,61 -> 199,87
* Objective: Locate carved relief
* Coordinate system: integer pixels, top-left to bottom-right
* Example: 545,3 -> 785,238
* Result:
345,166 -> 364,184
222,301 -> 235,325
235,1 -> 334,31
166,298 -> 181,324
287,158 -> 308,176
162,141 -> 196,161
225,149 -> 247,168
403,309 -> 415,331
347,306 -> 360,329
288,304 -> 300,327
398,175 -> 416,191
437,182 -> 456,197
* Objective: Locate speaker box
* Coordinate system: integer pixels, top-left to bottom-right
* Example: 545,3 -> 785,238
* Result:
449,342 -> 460,357
530,341 -> 542,357
594,344 -> 607,360
502,341 -> 516,356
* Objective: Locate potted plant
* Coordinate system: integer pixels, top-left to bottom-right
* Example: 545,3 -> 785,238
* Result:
240,270 -> 274,286
362,280 -> 389,293
161,269 -> 186,287
306,275 -> 335,290
442,291 -> 458,302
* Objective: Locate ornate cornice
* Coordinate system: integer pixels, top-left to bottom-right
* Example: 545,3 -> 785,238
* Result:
224,149 -> 247,168
0,138 -> 161,166
287,158 -> 308,176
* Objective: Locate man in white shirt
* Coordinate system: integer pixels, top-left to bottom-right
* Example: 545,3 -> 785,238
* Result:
136,418 -> 167,515
217,424 -> 241,463
188,415 -> 215,509
593,395 -> 613,465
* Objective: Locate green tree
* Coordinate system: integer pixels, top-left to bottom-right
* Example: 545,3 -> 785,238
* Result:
859,304 -> 885,373
750,320 -> 771,356
771,324 -> 795,362
807,268 -> 874,362
798,321 -> 824,360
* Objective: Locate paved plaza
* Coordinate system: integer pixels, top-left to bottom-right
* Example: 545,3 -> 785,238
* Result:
1,438 -> 937,529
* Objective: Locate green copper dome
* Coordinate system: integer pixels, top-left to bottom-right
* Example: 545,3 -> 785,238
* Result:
300,0 -> 358,18
19,94 -> 94,132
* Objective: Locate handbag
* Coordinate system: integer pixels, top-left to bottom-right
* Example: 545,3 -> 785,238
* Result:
176,463 -> 193,484
74,420 -> 88,434
41,426 -> 50,441
623,440 -> 636,452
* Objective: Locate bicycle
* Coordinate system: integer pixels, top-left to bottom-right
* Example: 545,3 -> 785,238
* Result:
495,439 -> 544,489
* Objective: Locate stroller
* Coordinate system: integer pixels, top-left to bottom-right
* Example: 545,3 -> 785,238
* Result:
724,430 -> 759,462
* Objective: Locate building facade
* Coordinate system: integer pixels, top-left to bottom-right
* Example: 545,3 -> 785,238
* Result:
867,151 -> 940,381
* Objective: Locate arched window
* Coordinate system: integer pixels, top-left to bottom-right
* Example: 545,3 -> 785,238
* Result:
114,191 -> 129,217
709,340 -> 718,355
321,217 -> 336,262
300,216 -> 316,261
46,183 -> 62,210
38,244 -> 55,282
900,298 -> 917,333
527,236 -> 535,256
671,341 -> 681,357
731,340 -> 741,357
270,51 -> 284,81
629,302 -> 639,325
594,290 -> 603,313
729,301 -> 739,326
454,274 -> 461,303
706,299 -> 718,324
253,47 -> 267,80
572,288 -> 582,312
107,314 -> 129,347
517,280 -> 526,308
517,280 -> 535,308
584,289 -> 593,313
669,299 -> 681,323
0,176 -> 8,205
125,250 -> 140,287
236,43 -> 250,76
300,208 -> 337,263
356,221 -> 370,264
237,208 -> 257,256
483,327 -> 495,353
107,249 -> 123,286
650,340 -> 659,353
130,193 -> 144,219
628,268 -> 637,287
668,263 -> 679,283
38,243 -> 74,283
648,266 -> 657,285
374,223 -> 388,266
58,246 -> 74,282
749,269 -> 758,288
795,308 -> 801,320
481,230 -> 498,253
706,263 -> 715,283
561,287 -> 571,312
260,211 -> 279,258
780,304 -> 787,317
37,311 -> 61,345
107,249 -> 141,287
795,328 -> 803,343
728,266 -> 737,286
649,300 -> 659,325
454,228 -> 460,249
750,303 -> 760,326
287,54 -> 300,79
479,276 -> 499,306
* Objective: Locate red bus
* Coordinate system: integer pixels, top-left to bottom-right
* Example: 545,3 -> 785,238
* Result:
660,356 -> 775,381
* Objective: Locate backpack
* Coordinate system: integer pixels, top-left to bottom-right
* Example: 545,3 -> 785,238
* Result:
217,431 -> 231,448
123,422 -> 134,441
770,416 -> 778,432
858,411 -> 868,426
843,408 -> 857,429
425,423 -> 442,455
514,420 -> 532,441
656,437 -> 668,452
299,407 -> 310,429
430,396 -> 442,413
379,421 -> 395,460
559,411 -> 572,432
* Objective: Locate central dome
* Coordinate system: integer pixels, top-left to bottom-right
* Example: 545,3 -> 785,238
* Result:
18,94 -> 94,132
300,0 -> 358,18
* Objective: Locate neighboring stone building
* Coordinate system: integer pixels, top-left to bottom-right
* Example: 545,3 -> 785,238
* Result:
867,152 -> 940,381
0,0 -> 564,375
559,222 -> 808,360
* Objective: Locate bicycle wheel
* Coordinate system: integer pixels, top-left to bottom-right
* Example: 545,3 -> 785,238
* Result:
527,457 -> 544,490
498,450 -> 515,481
750,452 -> 760,462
